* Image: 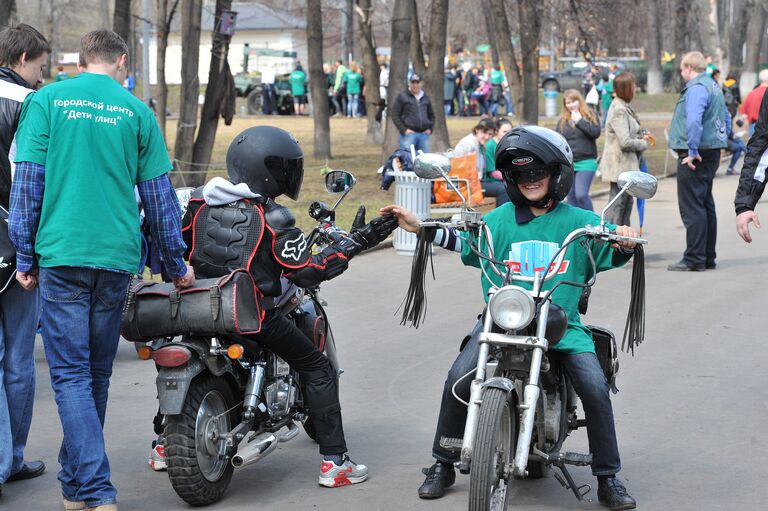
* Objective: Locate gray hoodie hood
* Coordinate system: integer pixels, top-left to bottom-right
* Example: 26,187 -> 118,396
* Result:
202,177 -> 262,206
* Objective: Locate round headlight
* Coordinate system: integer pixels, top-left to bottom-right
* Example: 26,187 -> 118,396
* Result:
489,286 -> 536,331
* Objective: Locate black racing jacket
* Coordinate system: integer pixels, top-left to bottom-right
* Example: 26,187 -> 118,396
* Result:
735,91 -> 768,214
182,192 -> 351,305
0,68 -> 34,209
390,90 -> 435,134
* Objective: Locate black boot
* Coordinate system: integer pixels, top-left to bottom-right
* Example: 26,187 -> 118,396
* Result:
597,476 -> 636,510
418,462 -> 456,499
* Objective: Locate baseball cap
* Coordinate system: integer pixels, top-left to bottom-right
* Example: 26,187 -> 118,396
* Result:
410,74 -> 421,82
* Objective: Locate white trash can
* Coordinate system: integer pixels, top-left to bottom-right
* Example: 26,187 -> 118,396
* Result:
543,90 -> 559,118
392,170 -> 432,256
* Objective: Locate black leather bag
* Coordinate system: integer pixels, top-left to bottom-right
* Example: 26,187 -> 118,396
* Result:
0,205 -> 17,296
121,269 -> 263,342
588,325 -> 619,393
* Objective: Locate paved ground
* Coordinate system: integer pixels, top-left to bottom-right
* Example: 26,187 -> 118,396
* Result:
4,169 -> 768,510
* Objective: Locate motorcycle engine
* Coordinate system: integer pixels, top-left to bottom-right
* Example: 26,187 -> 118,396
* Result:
265,378 -> 295,418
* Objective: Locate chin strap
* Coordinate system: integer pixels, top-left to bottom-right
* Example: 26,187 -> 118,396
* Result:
621,245 -> 645,355
398,226 -> 434,328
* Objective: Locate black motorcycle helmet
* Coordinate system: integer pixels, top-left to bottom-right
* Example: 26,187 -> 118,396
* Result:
495,125 -> 574,209
226,126 -> 304,200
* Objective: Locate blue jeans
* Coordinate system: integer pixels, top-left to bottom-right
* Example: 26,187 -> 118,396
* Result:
488,101 -> 499,116
503,91 -> 514,115
728,138 -> 747,170
0,283 -> 41,483
39,267 -> 130,507
567,170 -> 595,211
347,94 -> 359,117
431,320 -> 621,476
400,131 -> 430,154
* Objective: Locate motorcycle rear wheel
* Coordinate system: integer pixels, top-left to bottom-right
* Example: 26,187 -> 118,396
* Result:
468,387 -> 516,511
165,374 -> 236,506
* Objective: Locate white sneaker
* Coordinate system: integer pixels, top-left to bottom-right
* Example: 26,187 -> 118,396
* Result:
148,440 -> 167,471
318,456 -> 368,487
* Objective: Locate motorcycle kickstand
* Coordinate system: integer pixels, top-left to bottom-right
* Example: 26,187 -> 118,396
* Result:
552,461 -> 592,502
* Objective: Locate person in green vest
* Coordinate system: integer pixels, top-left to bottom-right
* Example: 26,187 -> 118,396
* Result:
667,51 -> 728,271
488,64 -> 505,116
344,62 -> 363,118
382,126 -> 639,510
289,62 -> 308,115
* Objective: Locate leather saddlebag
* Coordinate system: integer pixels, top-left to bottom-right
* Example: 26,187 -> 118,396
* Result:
121,269 -> 263,342
588,325 -> 619,393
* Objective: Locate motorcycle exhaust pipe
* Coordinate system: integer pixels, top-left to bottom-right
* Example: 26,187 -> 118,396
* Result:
231,423 -> 299,468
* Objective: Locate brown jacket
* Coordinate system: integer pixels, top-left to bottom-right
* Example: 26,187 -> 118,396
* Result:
599,98 -> 648,183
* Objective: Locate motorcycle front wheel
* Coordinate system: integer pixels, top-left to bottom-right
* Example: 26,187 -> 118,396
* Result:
468,387 -> 516,511
165,373 -> 237,506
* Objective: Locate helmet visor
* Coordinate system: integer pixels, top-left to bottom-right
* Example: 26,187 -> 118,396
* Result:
504,167 -> 551,184
266,156 -> 304,200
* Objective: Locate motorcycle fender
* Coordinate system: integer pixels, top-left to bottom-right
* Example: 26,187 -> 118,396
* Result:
482,376 -> 516,395
156,357 -> 206,416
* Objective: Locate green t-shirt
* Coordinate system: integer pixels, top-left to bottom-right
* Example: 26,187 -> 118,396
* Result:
601,80 -> 614,112
345,72 -> 362,95
490,69 -> 505,85
289,69 -> 306,96
460,202 -> 631,354
15,72 -> 172,273
484,138 -> 501,177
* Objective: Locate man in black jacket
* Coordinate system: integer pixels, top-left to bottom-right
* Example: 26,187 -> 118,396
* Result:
391,74 -> 435,154
735,91 -> 768,243
0,24 -> 50,499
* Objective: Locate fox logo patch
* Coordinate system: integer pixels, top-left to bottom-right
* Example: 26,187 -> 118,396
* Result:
281,234 -> 308,262
0,257 -> 10,269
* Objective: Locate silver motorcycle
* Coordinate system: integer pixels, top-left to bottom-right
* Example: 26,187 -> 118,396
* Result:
409,154 -> 656,510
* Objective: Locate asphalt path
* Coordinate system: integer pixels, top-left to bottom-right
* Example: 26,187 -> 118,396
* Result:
5,169 -> 768,510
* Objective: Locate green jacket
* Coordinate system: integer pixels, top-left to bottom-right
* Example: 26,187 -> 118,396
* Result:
668,72 -> 728,152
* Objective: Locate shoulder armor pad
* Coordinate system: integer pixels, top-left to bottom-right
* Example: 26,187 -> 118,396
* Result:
264,200 -> 296,230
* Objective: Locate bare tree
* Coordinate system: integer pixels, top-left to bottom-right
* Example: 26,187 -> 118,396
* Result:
308,0 -> 331,158
672,0 -> 688,91
424,0 -> 449,151
113,0 -> 131,44
355,0 -> 383,144
190,0 -> 234,188
486,0 -> 523,114
645,0 -> 664,94
741,2 -> 767,98
518,0 -> 541,124
172,0 -> 202,186
0,0 -> 16,27
409,0 -> 427,79
727,0 -> 754,77
383,0 -> 412,157
156,0 -> 181,142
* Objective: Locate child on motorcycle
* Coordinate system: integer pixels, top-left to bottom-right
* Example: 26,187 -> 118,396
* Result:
382,126 -> 638,510
150,126 -> 397,487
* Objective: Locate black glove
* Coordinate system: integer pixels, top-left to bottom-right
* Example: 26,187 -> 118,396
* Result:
349,205 -> 399,250
323,225 -> 364,258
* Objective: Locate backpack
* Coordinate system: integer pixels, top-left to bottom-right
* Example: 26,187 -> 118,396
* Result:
380,148 -> 414,190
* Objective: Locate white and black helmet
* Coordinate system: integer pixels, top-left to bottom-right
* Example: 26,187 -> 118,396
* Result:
495,125 -> 574,208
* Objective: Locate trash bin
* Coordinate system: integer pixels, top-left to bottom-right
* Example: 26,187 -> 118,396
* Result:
392,170 -> 431,256
543,90 -> 558,118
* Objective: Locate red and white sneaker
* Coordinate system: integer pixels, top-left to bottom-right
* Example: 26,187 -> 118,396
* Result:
148,439 -> 167,471
318,456 -> 368,487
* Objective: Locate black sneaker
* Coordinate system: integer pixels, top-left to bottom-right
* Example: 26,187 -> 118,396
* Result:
597,476 -> 636,510
667,260 -> 705,272
418,462 -> 455,499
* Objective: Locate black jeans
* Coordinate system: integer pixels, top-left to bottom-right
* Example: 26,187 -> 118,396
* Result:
248,309 -> 346,455
431,321 -> 621,476
676,149 -> 719,268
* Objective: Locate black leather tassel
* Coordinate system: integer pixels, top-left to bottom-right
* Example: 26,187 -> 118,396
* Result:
621,245 -> 645,355
399,227 -> 435,328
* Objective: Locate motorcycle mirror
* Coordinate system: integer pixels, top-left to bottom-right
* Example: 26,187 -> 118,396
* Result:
413,152 -> 451,180
617,171 -> 657,199
324,170 -> 356,194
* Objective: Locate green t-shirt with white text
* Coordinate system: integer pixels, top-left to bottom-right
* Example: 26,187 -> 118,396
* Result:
15,72 -> 172,273
460,202 -> 632,354
289,69 -> 306,96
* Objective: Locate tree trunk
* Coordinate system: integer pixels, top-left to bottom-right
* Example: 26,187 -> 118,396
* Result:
342,0 -> 354,62
0,0 -> 16,27
409,0 -> 427,79
487,0 -> 523,115
645,0 -> 664,94
156,0 -> 180,143
383,0 -> 412,158
172,0 -> 202,187
741,2 -> 766,97
355,0 -> 383,144
518,0 -> 541,124
308,0 -> 331,158
113,0 -> 131,45
189,0 -> 232,188
424,0 -> 449,151
727,0 -> 753,77
99,0 -> 110,29
481,0 -> 500,68
673,0 -> 688,92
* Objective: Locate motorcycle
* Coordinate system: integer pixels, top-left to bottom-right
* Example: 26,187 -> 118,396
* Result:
131,170 -> 359,506
406,154 -> 656,510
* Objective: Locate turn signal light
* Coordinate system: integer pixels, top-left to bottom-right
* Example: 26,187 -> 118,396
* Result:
153,346 -> 191,368
136,345 -> 153,360
227,344 -> 244,359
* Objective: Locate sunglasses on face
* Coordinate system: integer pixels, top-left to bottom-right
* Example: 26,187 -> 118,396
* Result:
507,168 -> 551,184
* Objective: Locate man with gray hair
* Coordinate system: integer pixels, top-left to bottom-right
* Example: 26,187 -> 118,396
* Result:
667,51 -> 729,272
9,29 -> 193,511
